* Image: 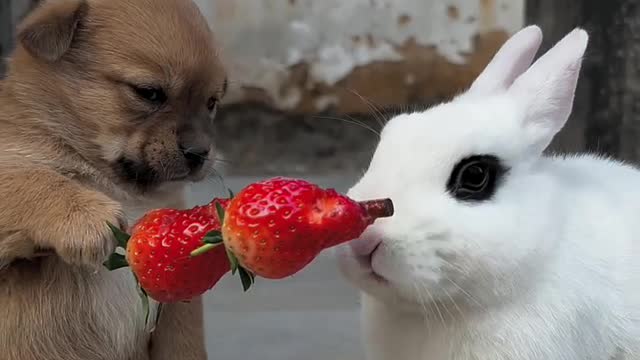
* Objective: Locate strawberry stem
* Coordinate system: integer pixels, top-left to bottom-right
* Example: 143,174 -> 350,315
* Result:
189,242 -> 256,292
190,243 -> 221,257
359,198 -> 394,220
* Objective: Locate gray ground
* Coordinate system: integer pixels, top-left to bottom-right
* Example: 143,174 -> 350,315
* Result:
186,174 -> 366,360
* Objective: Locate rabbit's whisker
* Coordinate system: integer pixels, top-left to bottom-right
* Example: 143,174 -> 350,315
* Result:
345,88 -> 388,129
422,283 -> 447,330
444,276 -> 484,311
411,282 -> 434,336
312,115 -> 381,138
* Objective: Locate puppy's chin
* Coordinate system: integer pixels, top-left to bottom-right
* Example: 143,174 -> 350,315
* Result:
114,157 -> 205,193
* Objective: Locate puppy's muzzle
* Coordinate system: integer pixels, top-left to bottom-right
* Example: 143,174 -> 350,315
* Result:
178,123 -> 212,173
179,144 -> 209,171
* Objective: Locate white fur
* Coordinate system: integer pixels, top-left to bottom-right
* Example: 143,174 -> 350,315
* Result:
336,26 -> 640,360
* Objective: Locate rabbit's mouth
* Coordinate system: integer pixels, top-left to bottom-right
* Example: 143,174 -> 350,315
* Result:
362,243 -> 388,282
345,240 -> 389,285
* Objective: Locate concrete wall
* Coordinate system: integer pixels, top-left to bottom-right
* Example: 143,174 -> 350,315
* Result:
3,0 -> 527,175
1,0 -> 38,77
191,0 -> 526,175
196,0 -> 525,114
11,0 -> 35,28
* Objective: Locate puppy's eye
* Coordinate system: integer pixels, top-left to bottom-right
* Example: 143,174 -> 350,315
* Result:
132,85 -> 167,104
207,97 -> 218,112
446,155 -> 507,202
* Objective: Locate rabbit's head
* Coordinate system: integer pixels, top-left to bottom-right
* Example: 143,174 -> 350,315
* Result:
337,26 -> 589,309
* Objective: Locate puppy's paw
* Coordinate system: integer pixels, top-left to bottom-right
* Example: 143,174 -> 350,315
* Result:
51,191 -> 127,268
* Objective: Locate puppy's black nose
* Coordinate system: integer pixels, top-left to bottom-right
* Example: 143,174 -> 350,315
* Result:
179,145 -> 209,170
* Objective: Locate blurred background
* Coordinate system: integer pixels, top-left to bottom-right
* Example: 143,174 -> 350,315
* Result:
1,1 -> 638,359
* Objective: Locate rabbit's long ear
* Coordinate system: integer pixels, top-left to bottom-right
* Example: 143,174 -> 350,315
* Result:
466,25 -> 543,96
509,28 -> 589,154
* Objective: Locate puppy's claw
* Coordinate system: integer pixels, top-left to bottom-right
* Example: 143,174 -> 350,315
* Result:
52,199 -> 127,269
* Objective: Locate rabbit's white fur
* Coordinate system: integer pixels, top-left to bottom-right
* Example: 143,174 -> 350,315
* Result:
336,26 -> 640,360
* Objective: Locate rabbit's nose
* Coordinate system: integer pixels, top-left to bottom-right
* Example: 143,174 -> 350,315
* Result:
350,234 -> 382,257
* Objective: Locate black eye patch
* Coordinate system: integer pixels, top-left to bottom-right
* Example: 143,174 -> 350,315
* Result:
446,155 -> 508,202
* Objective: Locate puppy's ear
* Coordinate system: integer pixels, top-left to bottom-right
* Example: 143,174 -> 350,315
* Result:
17,0 -> 87,62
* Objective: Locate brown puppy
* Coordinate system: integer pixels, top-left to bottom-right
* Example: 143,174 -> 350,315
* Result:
0,0 -> 227,359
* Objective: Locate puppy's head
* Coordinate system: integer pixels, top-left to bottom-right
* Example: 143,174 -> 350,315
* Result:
10,0 -> 227,193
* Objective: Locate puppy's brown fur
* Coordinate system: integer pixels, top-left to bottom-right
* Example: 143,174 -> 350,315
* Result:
0,0 -> 227,359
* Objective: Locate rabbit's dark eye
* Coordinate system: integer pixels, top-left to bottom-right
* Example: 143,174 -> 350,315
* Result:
447,155 -> 507,201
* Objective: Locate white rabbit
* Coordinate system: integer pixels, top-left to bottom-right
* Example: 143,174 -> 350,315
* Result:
336,25 -> 640,360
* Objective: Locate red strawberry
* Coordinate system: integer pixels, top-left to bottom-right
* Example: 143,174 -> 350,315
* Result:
106,177 -> 393,304
105,199 -> 231,304
209,177 -> 393,282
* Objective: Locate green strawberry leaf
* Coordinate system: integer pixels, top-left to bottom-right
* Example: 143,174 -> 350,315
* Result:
226,248 -> 239,275
238,266 -> 255,292
202,231 -> 223,244
130,273 -> 151,330
137,283 -> 150,328
227,188 -> 235,199
215,201 -> 226,223
107,222 -> 130,248
103,253 -> 129,271
151,303 -> 164,333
